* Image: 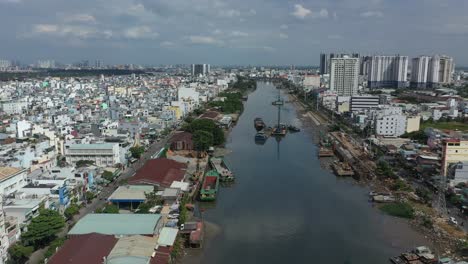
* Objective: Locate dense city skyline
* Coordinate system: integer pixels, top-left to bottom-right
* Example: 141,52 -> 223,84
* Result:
0,0 -> 467,65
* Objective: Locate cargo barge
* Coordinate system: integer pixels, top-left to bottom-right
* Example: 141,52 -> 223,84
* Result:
210,157 -> 234,182
199,170 -> 220,201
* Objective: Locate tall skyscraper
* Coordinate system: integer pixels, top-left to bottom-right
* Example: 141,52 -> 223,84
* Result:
411,55 -> 453,88
439,56 -> 454,84
367,55 -> 408,88
330,56 -> 359,96
320,53 -> 360,75
319,53 -> 329,74
191,64 -> 210,76
360,56 -> 371,76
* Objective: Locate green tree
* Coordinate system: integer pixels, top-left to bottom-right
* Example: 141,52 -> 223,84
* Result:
185,119 -> 225,146
75,160 -> 94,168
193,130 -> 214,152
85,191 -> 95,203
102,171 -> 114,182
21,209 -> 65,249
100,204 -> 119,214
8,244 -> 34,264
63,204 -> 80,220
129,146 -> 145,159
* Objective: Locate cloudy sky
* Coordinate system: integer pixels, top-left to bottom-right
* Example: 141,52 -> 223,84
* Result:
0,0 -> 467,66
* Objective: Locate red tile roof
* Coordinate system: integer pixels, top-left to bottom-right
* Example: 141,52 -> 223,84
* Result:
169,132 -> 192,143
48,233 -> 117,264
150,247 -> 171,264
129,158 -> 187,188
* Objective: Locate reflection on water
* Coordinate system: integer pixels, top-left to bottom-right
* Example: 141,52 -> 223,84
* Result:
198,82 -> 430,264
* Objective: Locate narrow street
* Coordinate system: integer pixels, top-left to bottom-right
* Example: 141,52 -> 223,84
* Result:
27,132 -> 173,264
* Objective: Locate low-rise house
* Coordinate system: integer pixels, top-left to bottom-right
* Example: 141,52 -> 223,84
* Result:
129,158 -> 187,190
48,233 -> 118,264
65,143 -> 120,167
107,235 -> 158,264
169,132 -> 193,151
68,214 -> 163,236
0,167 -> 28,196
108,185 -> 154,210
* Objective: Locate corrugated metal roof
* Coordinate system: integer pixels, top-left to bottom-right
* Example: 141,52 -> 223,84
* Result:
107,235 -> 157,264
0,167 -> 22,181
108,185 -> 154,201
68,214 -> 161,236
48,233 -> 118,264
157,227 -> 178,246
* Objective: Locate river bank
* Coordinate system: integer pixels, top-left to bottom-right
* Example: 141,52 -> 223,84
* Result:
289,91 -> 464,259
181,82 -> 442,264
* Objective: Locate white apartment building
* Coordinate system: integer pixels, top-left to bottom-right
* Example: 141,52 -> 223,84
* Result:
329,57 -> 359,96
65,143 -> 120,167
439,56 -> 454,84
1,100 -> 28,115
368,55 -> 408,88
369,106 -> 407,137
411,55 -> 454,88
303,75 -> 321,90
0,167 -> 28,196
411,56 -> 431,88
350,95 -> 380,112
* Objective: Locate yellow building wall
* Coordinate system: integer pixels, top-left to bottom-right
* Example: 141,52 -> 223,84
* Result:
443,140 -> 468,176
406,116 -> 421,133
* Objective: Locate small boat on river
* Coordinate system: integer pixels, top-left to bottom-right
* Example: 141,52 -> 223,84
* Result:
254,117 -> 265,131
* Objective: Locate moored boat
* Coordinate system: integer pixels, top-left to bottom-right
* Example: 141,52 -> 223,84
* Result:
288,125 -> 300,132
199,170 -> 220,201
271,124 -> 287,136
210,157 -> 235,182
254,117 -> 265,131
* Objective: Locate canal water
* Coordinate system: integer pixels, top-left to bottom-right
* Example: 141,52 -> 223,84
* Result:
198,82 -> 428,264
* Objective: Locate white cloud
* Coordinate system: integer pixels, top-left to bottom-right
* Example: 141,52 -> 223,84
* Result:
360,11 -> 384,18
249,9 -> 256,15
333,12 -> 338,20
160,41 -> 175,47
31,24 -> 99,39
279,33 -> 288,39
292,4 -> 311,19
64,14 -> 96,23
280,24 -> 288,30
123,26 -> 159,39
230,31 -> 249,37
292,5 -> 328,19
33,24 -> 59,33
328,34 -> 343,39
262,46 -> 275,52
188,35 -> 223,45
218,9 -> 241,18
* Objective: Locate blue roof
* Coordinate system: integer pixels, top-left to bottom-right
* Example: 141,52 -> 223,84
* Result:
68,214 -> 161,236
68,143 -> 117,150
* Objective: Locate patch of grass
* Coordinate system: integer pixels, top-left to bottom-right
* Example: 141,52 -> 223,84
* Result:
421,121 -> 468,132
379,202 -> 414,219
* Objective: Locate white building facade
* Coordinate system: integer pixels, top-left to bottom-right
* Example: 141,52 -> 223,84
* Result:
329,57 -> 359,96
65,143 -> 120,167
368,55 -> 408,88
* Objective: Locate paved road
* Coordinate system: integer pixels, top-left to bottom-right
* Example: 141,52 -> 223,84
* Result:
27,133 -> 174,264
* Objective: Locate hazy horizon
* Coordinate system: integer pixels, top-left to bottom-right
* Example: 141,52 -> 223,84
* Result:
1,0 -> 467,66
